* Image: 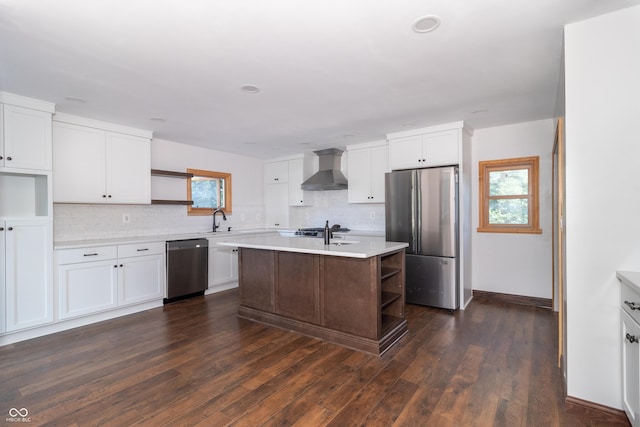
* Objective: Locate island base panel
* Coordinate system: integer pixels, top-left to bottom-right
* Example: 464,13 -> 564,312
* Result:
238,305 -> 408,356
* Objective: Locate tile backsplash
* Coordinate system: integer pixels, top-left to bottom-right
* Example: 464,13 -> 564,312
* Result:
54,190 -> 385,242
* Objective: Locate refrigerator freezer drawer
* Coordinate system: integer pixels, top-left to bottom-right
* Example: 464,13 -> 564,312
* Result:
405,254 -> 458,310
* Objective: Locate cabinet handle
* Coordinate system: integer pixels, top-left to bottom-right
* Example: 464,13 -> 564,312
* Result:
83,253 -> 99,257
626,333 -> 639,344
137,248 -> 149,252
119,264 -> 123,267
0,227 -> 4,231
114,265 -> 118,268
108,195 -> 112,198
102,195 -> 107,198
7,227 -> 13,231
6,156 -> 12,161
0,156 -> 3,160
624,301 -> 640,310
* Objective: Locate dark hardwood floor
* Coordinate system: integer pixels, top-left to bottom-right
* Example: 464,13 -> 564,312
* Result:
0,289 -> 629,426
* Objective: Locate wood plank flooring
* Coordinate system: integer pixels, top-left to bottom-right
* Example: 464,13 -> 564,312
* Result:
0,289 -> 629,426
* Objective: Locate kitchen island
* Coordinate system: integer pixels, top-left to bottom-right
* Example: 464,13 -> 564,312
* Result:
218,236 -> 409,355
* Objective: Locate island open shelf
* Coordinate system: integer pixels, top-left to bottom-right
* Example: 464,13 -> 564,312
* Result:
235,246 -> 407,355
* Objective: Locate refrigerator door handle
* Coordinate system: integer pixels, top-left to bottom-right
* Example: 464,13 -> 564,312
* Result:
414,170 -> 421,254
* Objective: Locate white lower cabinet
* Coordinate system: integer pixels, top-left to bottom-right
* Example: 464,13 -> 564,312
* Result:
622,308 -> 640,426
208,239 -> 238,289
56,241 -> 164,320
118,254 -> 164,306
58,259 -> 118,320
2,219 -> 53,332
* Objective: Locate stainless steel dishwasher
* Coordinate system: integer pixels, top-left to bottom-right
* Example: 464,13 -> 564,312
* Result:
165,238 -> 209,303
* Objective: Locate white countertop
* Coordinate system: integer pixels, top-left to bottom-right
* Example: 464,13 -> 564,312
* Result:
54,228 -> 277,250
217,235 -> 408,258
617,271 -> 640,291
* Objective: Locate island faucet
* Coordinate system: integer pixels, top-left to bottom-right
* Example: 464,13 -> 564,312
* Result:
212,208 -> 227,232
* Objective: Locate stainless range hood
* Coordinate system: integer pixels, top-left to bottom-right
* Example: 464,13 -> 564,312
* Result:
301,148 -> 348,191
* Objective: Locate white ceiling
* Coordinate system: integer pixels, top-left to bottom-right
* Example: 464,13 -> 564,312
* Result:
1,0 -> 639,159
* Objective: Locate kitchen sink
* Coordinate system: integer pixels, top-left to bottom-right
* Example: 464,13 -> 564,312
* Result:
330,240 -> 358,246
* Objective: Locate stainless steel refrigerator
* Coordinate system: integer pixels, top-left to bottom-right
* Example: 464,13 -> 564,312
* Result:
385,166 -> 459,310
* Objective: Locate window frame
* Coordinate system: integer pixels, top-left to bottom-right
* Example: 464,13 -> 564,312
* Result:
186,168 -> 232,216
477,156 -> 541,234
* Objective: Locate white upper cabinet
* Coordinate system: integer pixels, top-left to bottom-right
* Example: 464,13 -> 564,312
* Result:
0,93 -> 54,172
52,114 -> 152,204
347,142 -> 388,203
264,161 -> 289,183
287,157 -> 312,206
388,124 -> 461,170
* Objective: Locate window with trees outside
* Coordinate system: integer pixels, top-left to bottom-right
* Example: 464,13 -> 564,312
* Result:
477,156 -> 541,234
187,168 -> 232,216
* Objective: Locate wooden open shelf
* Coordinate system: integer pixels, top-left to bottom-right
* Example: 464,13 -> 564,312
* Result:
381,290 -> 402,309
150,169 -> 194,205
151,169 -> 194,178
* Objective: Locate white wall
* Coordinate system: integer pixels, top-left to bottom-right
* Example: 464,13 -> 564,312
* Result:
564,5 -> 640,409
54,138 -> 265,241
471,119 -> 555,299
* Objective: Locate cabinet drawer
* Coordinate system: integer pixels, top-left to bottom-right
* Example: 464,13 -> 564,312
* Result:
622,281 -> 640,324
118,241 -> 165,258
57,246 -> 117,264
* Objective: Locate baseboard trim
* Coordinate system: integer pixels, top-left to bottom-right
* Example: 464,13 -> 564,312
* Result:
472,290 -> 552,309
565,396 -> 629,424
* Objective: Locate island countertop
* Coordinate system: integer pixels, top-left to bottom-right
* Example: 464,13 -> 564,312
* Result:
217,235 -> 408,258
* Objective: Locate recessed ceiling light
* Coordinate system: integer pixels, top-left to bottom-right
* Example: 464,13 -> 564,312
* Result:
412,15 -> 441,33
472,108 -> 489,115
241,85 -> 260,93
64,96 -> 86,104
149,117 -> 167,123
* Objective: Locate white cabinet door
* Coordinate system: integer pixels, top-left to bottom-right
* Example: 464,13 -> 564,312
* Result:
105,132 -> 151,204
347,148 -> 372,203
52,122 -> 106,203
118,254 -> 164,306
422,130 -> 459,167
264,161 -> 288,183
370,145 -> 389,202
347,145 -> 388,203
0,224 -> 5,333
265,183 -> 289,228
58,259 -> 118,320
208,243 -> 238,288
288,158 -> 310,206
2,105 -> 52,171
622,309 -> 640,426
388,135 -> 423,170
4,219 -> 52,331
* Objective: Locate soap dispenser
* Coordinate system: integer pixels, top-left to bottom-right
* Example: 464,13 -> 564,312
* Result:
324,220 -> 330,245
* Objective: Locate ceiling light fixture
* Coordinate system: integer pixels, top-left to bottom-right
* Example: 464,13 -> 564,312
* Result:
149,117 -> 167,122
412,15 -> 441,33
472,108 -> 489,114
241,85 -> 260,93
64,96 -> 86,103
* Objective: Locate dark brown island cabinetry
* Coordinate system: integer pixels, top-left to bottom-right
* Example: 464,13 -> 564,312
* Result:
237,247 -> 407,355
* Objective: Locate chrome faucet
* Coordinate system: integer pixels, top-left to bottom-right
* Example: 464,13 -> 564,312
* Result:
212,208 -> 227,232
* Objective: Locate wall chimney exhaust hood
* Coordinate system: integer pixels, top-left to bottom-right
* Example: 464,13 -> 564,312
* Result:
301,148 -> 348,191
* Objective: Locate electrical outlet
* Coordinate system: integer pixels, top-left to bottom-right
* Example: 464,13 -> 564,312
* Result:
369,211 -> 375,219
122,213 -> 130,224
